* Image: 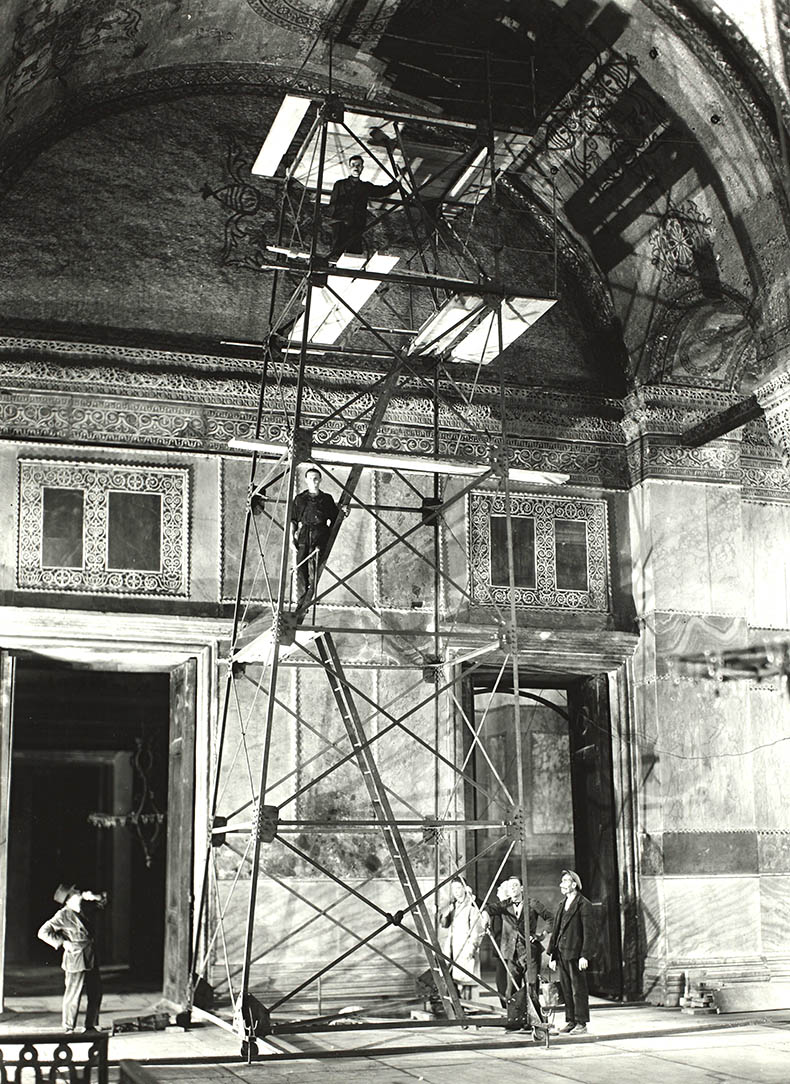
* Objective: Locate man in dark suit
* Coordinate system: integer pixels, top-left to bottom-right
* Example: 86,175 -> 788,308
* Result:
290,465 -> 341,609
38,883 -> 108,1033
547,869 -> 594,1035
327,154 -> 397,260
486,876 -> 552,1006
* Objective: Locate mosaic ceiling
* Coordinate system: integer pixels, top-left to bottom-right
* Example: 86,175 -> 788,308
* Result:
0,0 -> 788,399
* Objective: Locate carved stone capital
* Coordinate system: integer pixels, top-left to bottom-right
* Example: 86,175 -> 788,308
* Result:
622,385 -> 743,485
754,369 -> 790,469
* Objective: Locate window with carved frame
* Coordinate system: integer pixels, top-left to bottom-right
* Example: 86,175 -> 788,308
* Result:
17,459 -> 189,597
468,490 -> 609,611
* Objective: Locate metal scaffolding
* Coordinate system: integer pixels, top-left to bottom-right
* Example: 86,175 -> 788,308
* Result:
191,82 -> 564,1059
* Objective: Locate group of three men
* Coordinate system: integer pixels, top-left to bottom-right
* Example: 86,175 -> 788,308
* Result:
487,869 -> 594,1036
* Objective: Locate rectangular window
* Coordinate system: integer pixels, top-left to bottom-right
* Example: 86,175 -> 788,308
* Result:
555,519 -> 588,591
41,488 -> 84,568
107,491 -> 162,571
468,491 -> 608,611
490,516 -> 535,588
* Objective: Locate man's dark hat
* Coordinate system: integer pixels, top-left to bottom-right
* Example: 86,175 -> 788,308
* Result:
54,883 -> 80,905
562,869 -> 582,891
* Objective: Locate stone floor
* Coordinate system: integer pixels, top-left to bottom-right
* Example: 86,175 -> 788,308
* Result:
2,987 -> 790,1082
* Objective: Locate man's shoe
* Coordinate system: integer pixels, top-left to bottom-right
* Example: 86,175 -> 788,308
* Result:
559,1022 -> 576,1033
570,1023 -> 587,1035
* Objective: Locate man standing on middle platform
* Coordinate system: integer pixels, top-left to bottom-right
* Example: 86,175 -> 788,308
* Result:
291,465 -> 341,610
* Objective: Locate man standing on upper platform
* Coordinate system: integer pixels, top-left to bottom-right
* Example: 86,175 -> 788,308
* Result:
327,154 -> 397,261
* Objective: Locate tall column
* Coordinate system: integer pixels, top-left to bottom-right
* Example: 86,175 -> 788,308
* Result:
622,386 -> 775,1004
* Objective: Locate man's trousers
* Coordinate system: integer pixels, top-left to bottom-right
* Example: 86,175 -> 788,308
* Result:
495,954 -> 526,1004
62,967 -> 102,1030
556,955 -> 589,1024
295,532 -> 328,605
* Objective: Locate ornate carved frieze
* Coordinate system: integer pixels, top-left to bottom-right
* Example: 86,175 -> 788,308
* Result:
0,337 -> 630,488
17,458 -> 189,597
0,336 -> 265,376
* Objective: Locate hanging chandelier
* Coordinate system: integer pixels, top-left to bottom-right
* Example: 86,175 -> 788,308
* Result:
88,735 -> 166,868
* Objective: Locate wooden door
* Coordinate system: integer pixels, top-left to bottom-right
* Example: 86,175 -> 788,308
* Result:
567,673 -> 623,999
0,652 -> 16,1011
162,658 -> 197,1006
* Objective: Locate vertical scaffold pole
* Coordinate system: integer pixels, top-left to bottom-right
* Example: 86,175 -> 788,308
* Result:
237,103 -> 332,1031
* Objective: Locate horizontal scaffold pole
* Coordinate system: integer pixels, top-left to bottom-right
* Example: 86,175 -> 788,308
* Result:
262,250 -> 556,301
212,818 -> 514,835
228,437 -> 568,486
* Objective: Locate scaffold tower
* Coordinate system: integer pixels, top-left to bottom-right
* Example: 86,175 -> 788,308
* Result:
190,77 -> 566,1060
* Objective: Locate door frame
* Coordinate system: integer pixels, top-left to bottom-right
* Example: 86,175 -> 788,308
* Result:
455,627 -> 641,1000
0,652 -> 15,1011
0,606 -> 224,1011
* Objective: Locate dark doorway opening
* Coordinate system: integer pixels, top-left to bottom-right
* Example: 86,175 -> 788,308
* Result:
4,660 -> 170,997
463,667 -> 623,1000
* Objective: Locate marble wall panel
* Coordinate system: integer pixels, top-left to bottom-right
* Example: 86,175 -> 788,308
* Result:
628,483 -> 656,618
663,876 -> 760,957
221,459 -> 374,608
374,471 -> 436,611
649,483 -> 712,614
653,612 -> 748,677
633,680 -> 664,835
216,666 -> 296,816
221,454 -> 282,602
759,875 -> 790,954
647,482 -> 744,615
609,490 -> 638,628
191,456 -> 221,601
638,875 -> 666,961
742,501 -> 790,629
442,477 -> 470,617
0,447 -> 15,591
632,613 -> 657,688
318,467 -> 375,609
750,683 -> 790,830
656,680 -> 755,830
706,484 -> 746,616
661,831 -> 758,875
759,833 -> 790,873
211,875 -> 431,1002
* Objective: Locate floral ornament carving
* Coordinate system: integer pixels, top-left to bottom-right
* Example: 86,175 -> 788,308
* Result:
202,137 -> 297,268
650,200 -> 713,278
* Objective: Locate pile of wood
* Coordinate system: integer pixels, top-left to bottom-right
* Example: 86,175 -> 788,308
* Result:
679,970 -> 719,1015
